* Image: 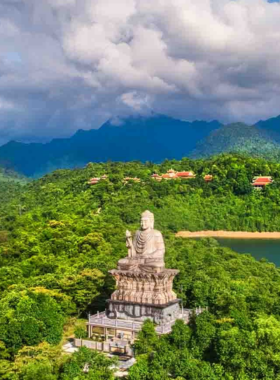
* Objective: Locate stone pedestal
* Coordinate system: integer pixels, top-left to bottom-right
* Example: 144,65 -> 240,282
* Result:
109,269 -> 179,305
106,299 -> 180,324
107,269 -> 180,323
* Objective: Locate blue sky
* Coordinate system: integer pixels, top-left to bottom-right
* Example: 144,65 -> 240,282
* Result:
1,0 -> 280,145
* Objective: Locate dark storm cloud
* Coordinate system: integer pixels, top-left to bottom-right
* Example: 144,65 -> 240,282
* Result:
0,0 -> 280,144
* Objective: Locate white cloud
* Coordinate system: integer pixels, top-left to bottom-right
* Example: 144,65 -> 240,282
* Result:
0,0 -> 280,143
0,98 -> 16,110
120,91 -> 152,111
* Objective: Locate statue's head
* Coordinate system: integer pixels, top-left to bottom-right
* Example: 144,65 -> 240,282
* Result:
141,210 -> 154,230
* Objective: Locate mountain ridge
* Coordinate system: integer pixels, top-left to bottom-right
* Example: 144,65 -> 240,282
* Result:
190,122 -> 280,161
0,115 -> 222,177
2,113 -> 280,177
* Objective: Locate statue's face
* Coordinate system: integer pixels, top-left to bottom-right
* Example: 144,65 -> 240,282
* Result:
141,217 -> 152,230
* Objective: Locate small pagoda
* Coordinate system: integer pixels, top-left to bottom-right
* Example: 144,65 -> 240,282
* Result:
252,176 -> 273,189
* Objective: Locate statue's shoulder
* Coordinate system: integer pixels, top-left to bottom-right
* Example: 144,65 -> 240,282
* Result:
153,229 -> 163,237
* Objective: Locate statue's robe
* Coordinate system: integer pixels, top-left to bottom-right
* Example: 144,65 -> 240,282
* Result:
118,229 -> 165,272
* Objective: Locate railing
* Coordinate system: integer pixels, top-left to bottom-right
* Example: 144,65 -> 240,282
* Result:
88,315 -> 143,331
87,307 -> 206,334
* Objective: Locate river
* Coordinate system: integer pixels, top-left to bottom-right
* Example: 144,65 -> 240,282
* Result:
216,238 -> 280,267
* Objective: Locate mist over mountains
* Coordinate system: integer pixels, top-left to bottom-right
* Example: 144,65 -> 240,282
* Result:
1,114 -> 280,178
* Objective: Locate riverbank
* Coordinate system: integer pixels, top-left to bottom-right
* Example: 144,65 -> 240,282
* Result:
176,231 -> 280,239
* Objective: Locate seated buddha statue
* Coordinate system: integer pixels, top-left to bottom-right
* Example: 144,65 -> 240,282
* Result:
117,210 -> 165,273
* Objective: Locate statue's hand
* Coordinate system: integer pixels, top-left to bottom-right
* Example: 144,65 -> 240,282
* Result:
126,230 -> 132,238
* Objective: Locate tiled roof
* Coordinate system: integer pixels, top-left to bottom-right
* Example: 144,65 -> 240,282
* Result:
253,177 -> 272,182
177,171 -> 195,177
252,176 -> 273,186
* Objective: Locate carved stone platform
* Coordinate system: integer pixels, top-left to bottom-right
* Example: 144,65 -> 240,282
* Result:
107,269 -> 180,323
109,269 -> 179,305
106,298 -> 181,324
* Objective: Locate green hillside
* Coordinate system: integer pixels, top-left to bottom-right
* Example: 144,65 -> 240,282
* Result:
0,166 -> 27,183
191,122 -> 280,161
0,167 -> 28,216
2,155 -> 280,378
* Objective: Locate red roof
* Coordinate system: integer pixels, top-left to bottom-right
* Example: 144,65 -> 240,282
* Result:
162,173 -> 176,178
177,171 -> 195,177
161,174 -> 169,178
254,177 -> 271,182
252,176 -> 273,186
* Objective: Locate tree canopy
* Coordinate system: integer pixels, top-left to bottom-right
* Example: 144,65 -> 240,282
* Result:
1,154 -> 280,378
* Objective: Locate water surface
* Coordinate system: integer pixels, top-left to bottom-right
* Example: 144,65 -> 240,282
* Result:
216,238 -> 280,267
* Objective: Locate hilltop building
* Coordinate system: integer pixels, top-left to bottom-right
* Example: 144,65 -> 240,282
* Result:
88,174 -> 108,185
162,169 -> 178,179
177,171 -> 196,179
152,169 -> 196,181
88,178 -> 100,185
204,175 -> 213,182
252,176 -> 273,189
75,211 -> 203,356
123,177 -> 141,184
151,173 -> 162,181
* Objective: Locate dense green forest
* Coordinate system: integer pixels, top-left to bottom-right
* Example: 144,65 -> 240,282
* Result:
2,154 -> 280,378
191,123 -> 280,162
0,166 -> 27,183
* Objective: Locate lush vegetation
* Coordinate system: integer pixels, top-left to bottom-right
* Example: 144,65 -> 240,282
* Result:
0,166 -> 27,184
192,123 -> 280,161
0,167 -> 27,219
130,239 -> 280,379
1,154 -> 280,378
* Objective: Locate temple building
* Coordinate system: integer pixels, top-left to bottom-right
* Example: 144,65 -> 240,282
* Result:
88,177 -> 100,185
75,211 -> 203,356
204,175 -> 213,182
88,174 -> 108,185
177,171 -> 196,179
151,173 -> 162,181
162,169 -> 178,179
123,177 -> 141,184
152,170 -> 196,180
252,176 -> 273,189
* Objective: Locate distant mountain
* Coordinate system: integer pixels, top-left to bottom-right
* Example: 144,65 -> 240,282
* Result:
256,115 -> 280,142
3,113 -> 280,178
0,115 -> 221,177
191,122 -> 280,160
